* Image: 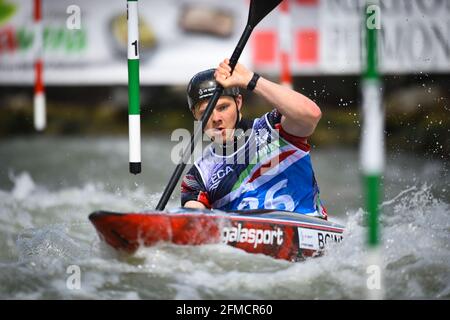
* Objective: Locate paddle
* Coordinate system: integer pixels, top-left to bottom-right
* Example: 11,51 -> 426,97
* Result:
156,0 -> 283,211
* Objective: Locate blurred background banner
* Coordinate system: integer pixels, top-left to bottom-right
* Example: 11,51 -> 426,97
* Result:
1,0 -> 448,86
0,0 -> 251,85
318,0 -> 450,75
251,0 -> 450,75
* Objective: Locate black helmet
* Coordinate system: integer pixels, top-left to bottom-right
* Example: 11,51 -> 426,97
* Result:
187,68 -> 240,111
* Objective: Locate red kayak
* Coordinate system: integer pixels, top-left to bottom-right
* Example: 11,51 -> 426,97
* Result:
89,208 -> 345,262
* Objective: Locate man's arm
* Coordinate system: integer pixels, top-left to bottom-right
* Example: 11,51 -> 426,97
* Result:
181,167 -> 211,209
215,59 -> 322,137
253,77 -> 322,137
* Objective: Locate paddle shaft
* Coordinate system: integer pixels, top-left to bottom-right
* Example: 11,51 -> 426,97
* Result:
155,26 -> 253,210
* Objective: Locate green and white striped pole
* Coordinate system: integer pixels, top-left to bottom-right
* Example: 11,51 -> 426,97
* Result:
127,0 -> 141,174
360,1 -> 384,299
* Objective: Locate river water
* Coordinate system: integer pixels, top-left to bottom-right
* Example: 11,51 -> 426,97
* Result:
0,136 -> 448,299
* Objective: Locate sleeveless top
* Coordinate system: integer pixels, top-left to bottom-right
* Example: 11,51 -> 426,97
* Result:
181,109 -> 327,219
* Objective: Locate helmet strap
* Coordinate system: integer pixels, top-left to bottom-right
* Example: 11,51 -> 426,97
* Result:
233,97 -> 241,132
225,97 -> 242,146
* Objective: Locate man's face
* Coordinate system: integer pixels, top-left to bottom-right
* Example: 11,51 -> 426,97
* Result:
193,95 -> 242,143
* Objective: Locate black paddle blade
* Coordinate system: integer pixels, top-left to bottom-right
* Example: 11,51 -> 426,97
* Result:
248,0 -> 283,28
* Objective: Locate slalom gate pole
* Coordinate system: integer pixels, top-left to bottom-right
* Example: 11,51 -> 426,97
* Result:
279,0 -> 293,88
360,0 -> 384,300
33,0 -> 46,131
127,0 -> 142,174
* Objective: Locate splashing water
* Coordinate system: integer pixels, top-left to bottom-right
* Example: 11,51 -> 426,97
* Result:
0,137 -> 448,299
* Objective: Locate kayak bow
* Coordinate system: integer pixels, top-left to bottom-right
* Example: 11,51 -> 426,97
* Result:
89,208 -> 344,261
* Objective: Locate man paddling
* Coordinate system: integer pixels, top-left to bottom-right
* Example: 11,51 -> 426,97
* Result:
181,59 -> 327,219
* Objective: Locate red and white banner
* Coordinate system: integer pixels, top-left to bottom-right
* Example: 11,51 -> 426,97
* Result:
252,0 -> 449,75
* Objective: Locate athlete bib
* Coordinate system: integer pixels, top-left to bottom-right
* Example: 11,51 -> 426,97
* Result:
193,113 -> 325,217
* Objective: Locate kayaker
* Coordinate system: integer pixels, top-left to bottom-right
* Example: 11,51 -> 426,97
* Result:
181,59 -> 327,219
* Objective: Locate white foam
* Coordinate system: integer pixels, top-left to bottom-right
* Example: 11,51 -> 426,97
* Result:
0,163 -> 448,299
10,172 -> 36,200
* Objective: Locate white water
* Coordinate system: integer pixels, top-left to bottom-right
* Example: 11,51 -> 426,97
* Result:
0,137 -> 448,299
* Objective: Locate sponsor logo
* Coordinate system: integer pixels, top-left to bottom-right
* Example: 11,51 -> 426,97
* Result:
318,231 -> 343,249
298,228 -> 317,250
222,223 -> 283,248
198,87 -> 215,98
298,228 -> 343,250
210,166 -> 233,190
